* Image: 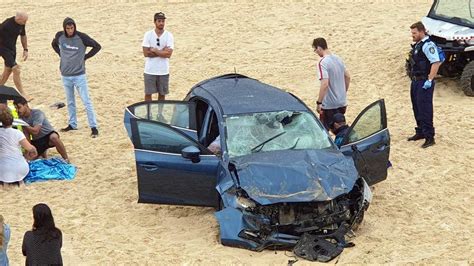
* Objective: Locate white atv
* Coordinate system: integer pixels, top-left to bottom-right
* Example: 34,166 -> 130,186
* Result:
406,0 -> 474,96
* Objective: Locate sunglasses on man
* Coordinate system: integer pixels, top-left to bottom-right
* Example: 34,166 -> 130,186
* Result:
156,38 -> 160,46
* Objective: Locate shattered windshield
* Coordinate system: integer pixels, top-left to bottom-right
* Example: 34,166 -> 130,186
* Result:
430,0 -> 474,27
225,111 -> 332,158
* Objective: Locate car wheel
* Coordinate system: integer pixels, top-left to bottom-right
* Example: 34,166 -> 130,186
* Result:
460,61 -> 474,96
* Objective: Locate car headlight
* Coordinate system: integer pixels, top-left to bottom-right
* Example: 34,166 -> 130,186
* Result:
236,196 -> 257,209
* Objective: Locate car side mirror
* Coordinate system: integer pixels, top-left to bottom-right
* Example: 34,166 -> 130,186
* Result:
181,146 -> 201,163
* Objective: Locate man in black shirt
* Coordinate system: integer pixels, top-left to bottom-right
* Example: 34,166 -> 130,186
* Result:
0,12 -> 29,99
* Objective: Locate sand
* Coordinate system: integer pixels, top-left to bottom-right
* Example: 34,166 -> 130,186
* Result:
1,0 -> 473,264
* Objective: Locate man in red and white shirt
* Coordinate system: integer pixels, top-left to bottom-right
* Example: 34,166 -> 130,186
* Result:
312,37 -> 350,130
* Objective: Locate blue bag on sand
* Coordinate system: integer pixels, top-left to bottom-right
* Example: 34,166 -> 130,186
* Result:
24,157 -> 77,184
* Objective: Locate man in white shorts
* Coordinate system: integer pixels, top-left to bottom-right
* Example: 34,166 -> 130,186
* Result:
142,12 -> 174,108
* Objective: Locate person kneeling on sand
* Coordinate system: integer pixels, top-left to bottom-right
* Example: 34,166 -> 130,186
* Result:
13,97 -> 69,163
0,109 -> 37,185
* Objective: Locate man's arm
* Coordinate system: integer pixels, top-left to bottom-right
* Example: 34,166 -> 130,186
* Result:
344,69 -> 351,92
317,79 -> 329,114
143,47 -> 173,58
51,32 -> 61,56
21,35 -> 28,60
428,62 -> 441,81
78,32 -> 101,60
24,124 -> 41,136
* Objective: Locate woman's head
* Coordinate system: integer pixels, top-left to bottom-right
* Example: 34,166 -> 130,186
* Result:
32,203 -> 56,230
32,203 -> 61,242
0,109 -> 13,127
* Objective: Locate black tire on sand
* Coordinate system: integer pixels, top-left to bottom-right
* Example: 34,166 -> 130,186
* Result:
460,61 -> 474,96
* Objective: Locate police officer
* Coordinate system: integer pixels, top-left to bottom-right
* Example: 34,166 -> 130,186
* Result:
407,21 -> 441,148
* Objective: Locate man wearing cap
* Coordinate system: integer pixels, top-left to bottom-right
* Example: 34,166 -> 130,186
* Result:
0,12 -> 30,100
312,37 -> 351,130
142,12 -> 174,110
330,113 -> 350,148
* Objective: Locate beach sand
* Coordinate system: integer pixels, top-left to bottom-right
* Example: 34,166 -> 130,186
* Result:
1,0 -> 473,264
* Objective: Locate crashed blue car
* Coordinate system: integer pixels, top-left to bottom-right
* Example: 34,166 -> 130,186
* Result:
123,74 -> 390,262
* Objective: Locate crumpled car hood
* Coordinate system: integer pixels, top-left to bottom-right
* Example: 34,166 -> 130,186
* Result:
231,149 -> 358,205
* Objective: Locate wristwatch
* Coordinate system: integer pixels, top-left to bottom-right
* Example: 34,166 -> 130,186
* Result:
316,101 -> 322,105
23,48 -> 28,52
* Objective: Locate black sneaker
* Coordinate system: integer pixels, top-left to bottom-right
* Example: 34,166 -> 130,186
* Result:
91,127 -> 99,138
421,138 -> 435,148
60,125 -> 77,132
407,134 -> 424,141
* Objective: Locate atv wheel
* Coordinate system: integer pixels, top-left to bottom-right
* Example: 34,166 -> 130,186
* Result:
460,61 -> 474,96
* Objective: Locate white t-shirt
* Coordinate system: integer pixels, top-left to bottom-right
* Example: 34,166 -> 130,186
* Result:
0,127 -> 29,182
142,29 -> 174,75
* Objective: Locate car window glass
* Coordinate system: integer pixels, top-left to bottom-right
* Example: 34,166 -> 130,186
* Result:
346,103 -> 382,143
225,111 -> 332,158
136,120 -> 197,154
133,103 -> 191,129
432,0 -> 474,26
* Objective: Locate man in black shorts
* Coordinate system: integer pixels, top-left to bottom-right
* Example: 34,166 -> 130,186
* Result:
0,12 -> 29,99
14,97 -> 69,163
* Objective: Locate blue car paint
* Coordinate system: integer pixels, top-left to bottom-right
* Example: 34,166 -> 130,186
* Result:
230,149 -> 358,205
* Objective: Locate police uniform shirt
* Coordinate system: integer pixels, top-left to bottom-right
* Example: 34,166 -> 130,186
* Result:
419,36 -> 440,64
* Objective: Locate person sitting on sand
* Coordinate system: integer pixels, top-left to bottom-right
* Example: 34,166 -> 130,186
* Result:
0,109 -> 37,185
13,97 -> 69,163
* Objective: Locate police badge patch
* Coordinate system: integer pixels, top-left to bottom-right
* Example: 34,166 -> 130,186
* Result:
429,46 -> 435,54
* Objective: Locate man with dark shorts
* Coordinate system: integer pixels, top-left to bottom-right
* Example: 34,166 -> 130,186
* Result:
142,12 -> 174,114
312,37 -> 351,130
14,97 -> 69,162
0,12 -> 29,99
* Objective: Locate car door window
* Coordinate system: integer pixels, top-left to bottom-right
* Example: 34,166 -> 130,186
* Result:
344,100 -> 385,145
131,102 -> 195,129
134,120 -> 200,154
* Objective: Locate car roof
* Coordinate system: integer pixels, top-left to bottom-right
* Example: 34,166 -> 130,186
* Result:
188,74 -> 309,115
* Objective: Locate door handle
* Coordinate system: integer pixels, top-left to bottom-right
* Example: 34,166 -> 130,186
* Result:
139,163 -> 159,171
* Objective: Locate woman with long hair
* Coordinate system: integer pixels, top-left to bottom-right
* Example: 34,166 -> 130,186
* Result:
22,204 -> 62,265
0,109 -> 37,185
0,215 -> 11,266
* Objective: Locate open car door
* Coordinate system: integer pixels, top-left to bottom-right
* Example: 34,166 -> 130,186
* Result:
124,100 -> 198,140
128,117 -> 220,208
339,99 -> 390,186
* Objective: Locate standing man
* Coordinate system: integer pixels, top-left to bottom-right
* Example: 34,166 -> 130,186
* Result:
13,97 -> 69,162
0,12 -> 29,100
142,12 -> 174,107
312,37 -> 351,130
51,17 -> 101,138
407,21 -> 440,148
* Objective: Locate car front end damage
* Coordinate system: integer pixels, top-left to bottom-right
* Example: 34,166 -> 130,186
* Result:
215,150 -> 373,262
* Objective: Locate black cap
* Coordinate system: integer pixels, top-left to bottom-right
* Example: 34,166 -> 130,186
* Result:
13,97 -> 28,105
154,12 -> 166,20
331,113 -> 346,127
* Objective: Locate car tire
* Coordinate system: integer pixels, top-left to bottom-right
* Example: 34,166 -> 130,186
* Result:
460,61 -> 474,96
